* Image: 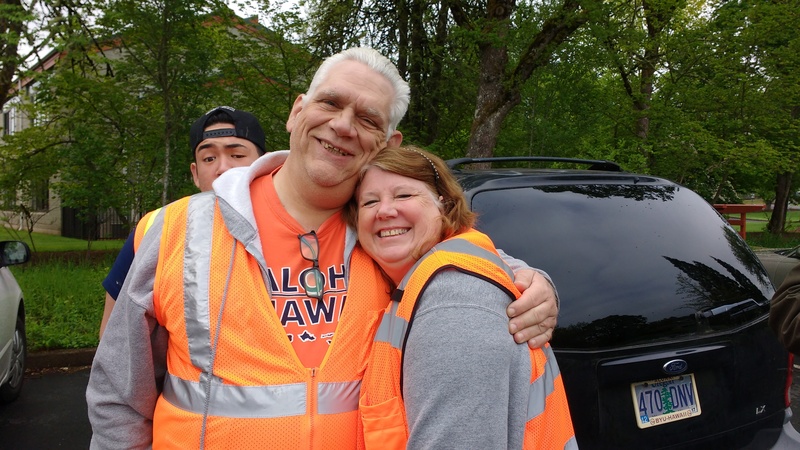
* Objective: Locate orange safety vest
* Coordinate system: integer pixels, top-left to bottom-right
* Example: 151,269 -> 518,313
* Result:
132,207 -> 162,252
141,193 -> 390,449
357,229 -> 577,450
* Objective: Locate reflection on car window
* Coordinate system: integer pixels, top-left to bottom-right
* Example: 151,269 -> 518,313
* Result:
470,182 -> 773,350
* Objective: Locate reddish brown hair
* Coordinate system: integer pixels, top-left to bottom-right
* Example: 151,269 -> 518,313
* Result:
344,145 -> 475,241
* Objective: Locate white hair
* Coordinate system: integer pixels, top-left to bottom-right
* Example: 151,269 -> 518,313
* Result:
304,47 -> 410,140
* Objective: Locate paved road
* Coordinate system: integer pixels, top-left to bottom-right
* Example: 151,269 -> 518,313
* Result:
1,364 -> 799,449
0,367 -> 91,449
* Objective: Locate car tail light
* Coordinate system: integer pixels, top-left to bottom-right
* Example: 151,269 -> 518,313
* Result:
785,354 -> 794,408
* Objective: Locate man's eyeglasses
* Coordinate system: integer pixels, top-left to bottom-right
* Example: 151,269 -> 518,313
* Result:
298,231 -> 325,300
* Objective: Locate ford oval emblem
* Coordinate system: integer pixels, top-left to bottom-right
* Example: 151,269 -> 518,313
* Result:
662,359 -> 688,375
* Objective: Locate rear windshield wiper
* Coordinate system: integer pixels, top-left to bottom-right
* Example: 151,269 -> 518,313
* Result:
695,298 -> 765,321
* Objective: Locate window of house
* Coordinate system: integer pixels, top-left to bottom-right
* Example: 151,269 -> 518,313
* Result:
3,107 -> 16,135
30,179 -> 49,211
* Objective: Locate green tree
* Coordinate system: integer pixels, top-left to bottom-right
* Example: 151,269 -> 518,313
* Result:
583,0 -> 704,170
1,0 -> 304,239
744,1 -> 800,233
304,0 -> 590,158
0,0 -> 27,107
211,1 -> 313,152
97,0 -> 231,204
656,1 -> 799,213
451,0 -> 589,159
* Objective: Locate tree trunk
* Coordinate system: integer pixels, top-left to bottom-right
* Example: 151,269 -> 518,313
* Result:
0,0 -> 24,107
467,94 -> 518,159
635,52 -> 655,141
423,3 -> 450,145
768,172 -> 792,233
467,41 -> 517,159
638,0 -> 674,170
159,2 -> 172,205
459,0 -> 586,159
406,0 -> 428,142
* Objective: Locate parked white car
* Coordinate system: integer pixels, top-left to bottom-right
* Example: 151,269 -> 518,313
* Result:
0,240 -> 31,403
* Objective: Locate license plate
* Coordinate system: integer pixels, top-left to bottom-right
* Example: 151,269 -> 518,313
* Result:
631,374 -> 701,428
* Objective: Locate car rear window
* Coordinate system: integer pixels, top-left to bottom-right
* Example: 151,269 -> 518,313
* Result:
469,181 -> 774,350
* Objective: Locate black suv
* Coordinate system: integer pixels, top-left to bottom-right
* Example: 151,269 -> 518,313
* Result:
449,157 -> 800,449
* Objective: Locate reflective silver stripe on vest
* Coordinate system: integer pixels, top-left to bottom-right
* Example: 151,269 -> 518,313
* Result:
379,237 -> 515,348
163,374 -> 361,418
396,237 -> 514,292
317,379 -> 362,414
374,301 -> 407,349
184,193 -> 217,371
527,344 -> 562,421
375,236 -> 563,425
163,373 -> 306,418
173,193 -> 361,418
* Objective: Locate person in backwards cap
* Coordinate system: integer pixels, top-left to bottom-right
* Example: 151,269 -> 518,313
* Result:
98,106 -> 266,338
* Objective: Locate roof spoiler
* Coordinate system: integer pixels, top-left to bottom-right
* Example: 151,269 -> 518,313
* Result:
446,156 -> 623,172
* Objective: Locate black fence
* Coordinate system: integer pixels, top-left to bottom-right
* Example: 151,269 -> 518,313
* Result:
61,207 -> 130,240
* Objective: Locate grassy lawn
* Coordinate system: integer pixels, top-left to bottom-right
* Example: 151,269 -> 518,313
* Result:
0,227 -> 126,252
721,209 -> 800,249
747,232 -> 800,249
722,209 -> 800,233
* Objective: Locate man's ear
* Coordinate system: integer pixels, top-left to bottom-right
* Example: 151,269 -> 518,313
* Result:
190,162 -> 201,189
286,94 -> 305,132
387,130 -> 403,148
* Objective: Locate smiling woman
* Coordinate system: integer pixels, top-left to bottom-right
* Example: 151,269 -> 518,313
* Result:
354,167 -> 446,283
345,146 -> 576,449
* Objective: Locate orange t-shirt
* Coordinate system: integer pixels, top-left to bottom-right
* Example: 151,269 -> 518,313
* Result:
251,170 -> 348,369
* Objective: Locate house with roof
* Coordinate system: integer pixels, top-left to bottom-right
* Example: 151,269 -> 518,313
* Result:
1,11 -> 297,240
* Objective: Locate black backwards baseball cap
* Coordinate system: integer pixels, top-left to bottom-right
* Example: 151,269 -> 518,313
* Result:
189,106 -> 267,155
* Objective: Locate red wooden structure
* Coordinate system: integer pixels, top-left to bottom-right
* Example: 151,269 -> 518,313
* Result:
713,204 -> 766,239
